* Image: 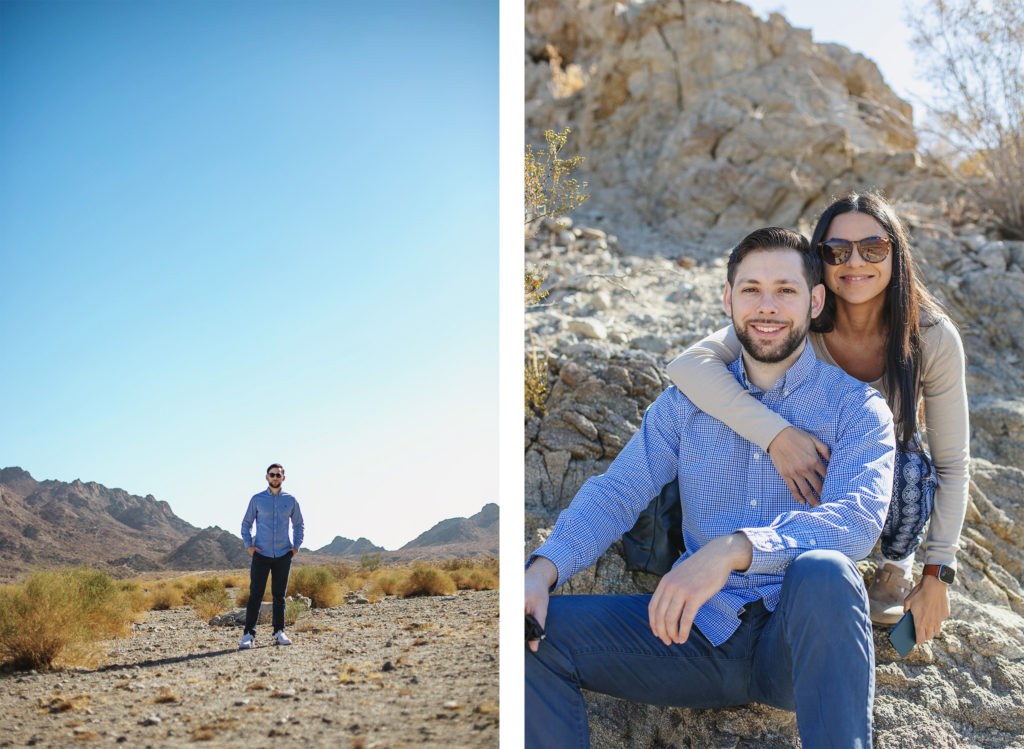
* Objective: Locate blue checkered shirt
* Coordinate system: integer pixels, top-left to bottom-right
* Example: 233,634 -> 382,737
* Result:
532,342 -> 895,646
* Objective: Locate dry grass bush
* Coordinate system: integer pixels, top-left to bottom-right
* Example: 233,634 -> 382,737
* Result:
117,580 -> 149,613
220,574 -> 248,590
287,566 -> 342,608
341,572 -> 370,593
183,579 -> 231,621
324,562 -> 353,581
146,583 -> 183,610
399,564 -> 456,598
0,567 -> 136,670
449,567 -> 498,591
368,569 -> 409,597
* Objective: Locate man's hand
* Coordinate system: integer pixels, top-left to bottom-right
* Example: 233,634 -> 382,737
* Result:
766,426 -> 830,506
525,557 -> 558,653
648,533 -> 753,646
904,574 -> 950,645
290,548 -> 299,557
247,546 -> 261,556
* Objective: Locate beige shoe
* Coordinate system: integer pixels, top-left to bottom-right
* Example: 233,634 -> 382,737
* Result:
868,563 -> 911,625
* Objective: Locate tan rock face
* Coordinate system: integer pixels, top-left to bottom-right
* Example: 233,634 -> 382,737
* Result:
526,0 -> 920,238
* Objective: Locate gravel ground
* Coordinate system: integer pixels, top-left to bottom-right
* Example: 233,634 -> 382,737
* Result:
0,589 -> 498,748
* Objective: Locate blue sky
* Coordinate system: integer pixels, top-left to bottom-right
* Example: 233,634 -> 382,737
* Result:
0,0 -> 498,551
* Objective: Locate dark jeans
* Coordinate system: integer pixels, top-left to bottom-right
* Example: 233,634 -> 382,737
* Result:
881,445 -> 937,561
525,550 -> 875,748
244,551 -> 292,635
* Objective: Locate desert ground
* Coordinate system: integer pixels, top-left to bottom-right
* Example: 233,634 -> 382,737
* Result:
0,588 -> 498,748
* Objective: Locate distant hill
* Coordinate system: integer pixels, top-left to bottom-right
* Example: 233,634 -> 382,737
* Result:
316,536 -> 385,556
162,527 -> 251,570
389,503 -> 499,560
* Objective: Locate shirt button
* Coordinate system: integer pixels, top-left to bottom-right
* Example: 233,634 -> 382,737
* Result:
784,390 -> 790,397
753,453 -> 761,460
750,500 -> 757,506
809,539 -> 816,546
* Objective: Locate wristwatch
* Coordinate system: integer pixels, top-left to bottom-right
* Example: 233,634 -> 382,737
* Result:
922,564 -> 955,585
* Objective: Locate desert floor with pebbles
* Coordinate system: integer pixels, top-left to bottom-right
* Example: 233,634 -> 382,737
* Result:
0,589 -> 498,748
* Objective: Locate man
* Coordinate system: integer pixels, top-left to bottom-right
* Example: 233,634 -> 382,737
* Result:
239,463 -> 304,649
525,227 -> 896,748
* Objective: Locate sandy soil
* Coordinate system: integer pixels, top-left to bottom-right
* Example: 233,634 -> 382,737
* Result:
0,589 -> 498,748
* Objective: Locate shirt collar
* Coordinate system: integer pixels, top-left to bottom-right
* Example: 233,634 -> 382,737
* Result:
729,338 -> 817,395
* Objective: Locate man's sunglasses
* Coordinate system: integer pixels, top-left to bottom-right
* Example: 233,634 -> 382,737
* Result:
268,472 -> 284,478
817,236 -> 892,266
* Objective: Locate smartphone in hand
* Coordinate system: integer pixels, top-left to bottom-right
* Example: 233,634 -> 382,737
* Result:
525,613 -> 546,642
888,611 -> 916,658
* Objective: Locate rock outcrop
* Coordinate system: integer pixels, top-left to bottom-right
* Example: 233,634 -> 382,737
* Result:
526,0 -> 945,246
525,2 -> 1024,745
315,536 -> 385,556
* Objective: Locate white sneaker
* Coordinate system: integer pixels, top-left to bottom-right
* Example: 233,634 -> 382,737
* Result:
239,633 -> 255,650
273,630 -> 292,646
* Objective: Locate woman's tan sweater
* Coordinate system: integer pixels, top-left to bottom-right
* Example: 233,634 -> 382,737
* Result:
665,316 -> 969,569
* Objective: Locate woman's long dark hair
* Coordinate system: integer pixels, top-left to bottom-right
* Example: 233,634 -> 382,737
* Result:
809,192 -> 944,451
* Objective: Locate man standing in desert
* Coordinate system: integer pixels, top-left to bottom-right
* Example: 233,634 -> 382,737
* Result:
239,463 -> 304,649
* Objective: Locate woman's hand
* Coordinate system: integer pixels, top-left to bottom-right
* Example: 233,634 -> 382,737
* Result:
766,426 -> 831,506
904,575 -> 950,645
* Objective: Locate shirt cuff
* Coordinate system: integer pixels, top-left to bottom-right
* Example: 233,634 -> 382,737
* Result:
526,546 -> 570,590
738,527 -> 809,575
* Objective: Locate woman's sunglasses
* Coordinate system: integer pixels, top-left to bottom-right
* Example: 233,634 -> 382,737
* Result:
817,236 -> 892,266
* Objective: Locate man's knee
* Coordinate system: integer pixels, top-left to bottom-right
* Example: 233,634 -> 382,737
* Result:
784,550 -> 866,608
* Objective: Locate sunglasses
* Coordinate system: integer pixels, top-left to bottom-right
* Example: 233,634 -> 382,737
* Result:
818,235 -> 892,266
268,472 -> 283,478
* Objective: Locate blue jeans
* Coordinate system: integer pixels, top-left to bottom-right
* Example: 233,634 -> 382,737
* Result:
244,551 -> 293,635
880,445 -> 937,562
525,550 -> 874,748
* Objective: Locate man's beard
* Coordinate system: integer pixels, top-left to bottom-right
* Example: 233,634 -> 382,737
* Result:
733,308 -> 812,364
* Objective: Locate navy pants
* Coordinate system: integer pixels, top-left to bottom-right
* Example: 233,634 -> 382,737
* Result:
525,550 -> 875,748
881,446 -> 937,561
244,551 -> 292,635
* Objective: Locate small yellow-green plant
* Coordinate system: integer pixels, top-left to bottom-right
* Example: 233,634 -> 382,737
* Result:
525,127 -> 590,228
359,552 -> 382,572
287,566 -> 342,608
183,578 -> 231,620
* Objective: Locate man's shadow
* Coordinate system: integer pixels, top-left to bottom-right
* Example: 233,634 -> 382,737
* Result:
86,646 -> 252,674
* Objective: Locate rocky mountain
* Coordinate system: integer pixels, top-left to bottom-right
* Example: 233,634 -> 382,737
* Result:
315,536 -> 385,556
0,466 -> 199,580
525,1 -> 1024,747
393,503 -> 499,559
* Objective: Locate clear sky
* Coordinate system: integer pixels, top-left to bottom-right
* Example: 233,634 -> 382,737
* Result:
0,0 -> 498,552
741,0 -> 935,115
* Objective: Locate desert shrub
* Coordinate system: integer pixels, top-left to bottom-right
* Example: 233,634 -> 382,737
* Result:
183,579 -> 230,620
147,583 -> 183,610
220,574 -> 248,590
359,552 -> 382,572
324,562 -> 353,581
399,564 -> 456,598
287,566 -> 342,608
0,567 -> 135,670
284,597 -> 309,624
182,577 -> 225,604
117,580 -> 149,613
341,572 -> 370,593
368,569 -> 408,597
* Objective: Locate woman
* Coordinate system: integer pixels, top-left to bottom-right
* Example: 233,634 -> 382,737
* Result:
666,192 -> 969,644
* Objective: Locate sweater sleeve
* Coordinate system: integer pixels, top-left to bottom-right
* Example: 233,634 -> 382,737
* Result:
918,317 -> 971,569
666,325 -> 792,451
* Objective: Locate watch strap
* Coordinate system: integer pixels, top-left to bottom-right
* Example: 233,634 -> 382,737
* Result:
922,563 -> 955,584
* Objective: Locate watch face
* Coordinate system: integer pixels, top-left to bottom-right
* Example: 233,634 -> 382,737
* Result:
939,566 -> 956,585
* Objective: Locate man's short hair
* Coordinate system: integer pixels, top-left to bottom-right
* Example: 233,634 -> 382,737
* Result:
267,463 -> 284,474
726,227 -> 823,289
